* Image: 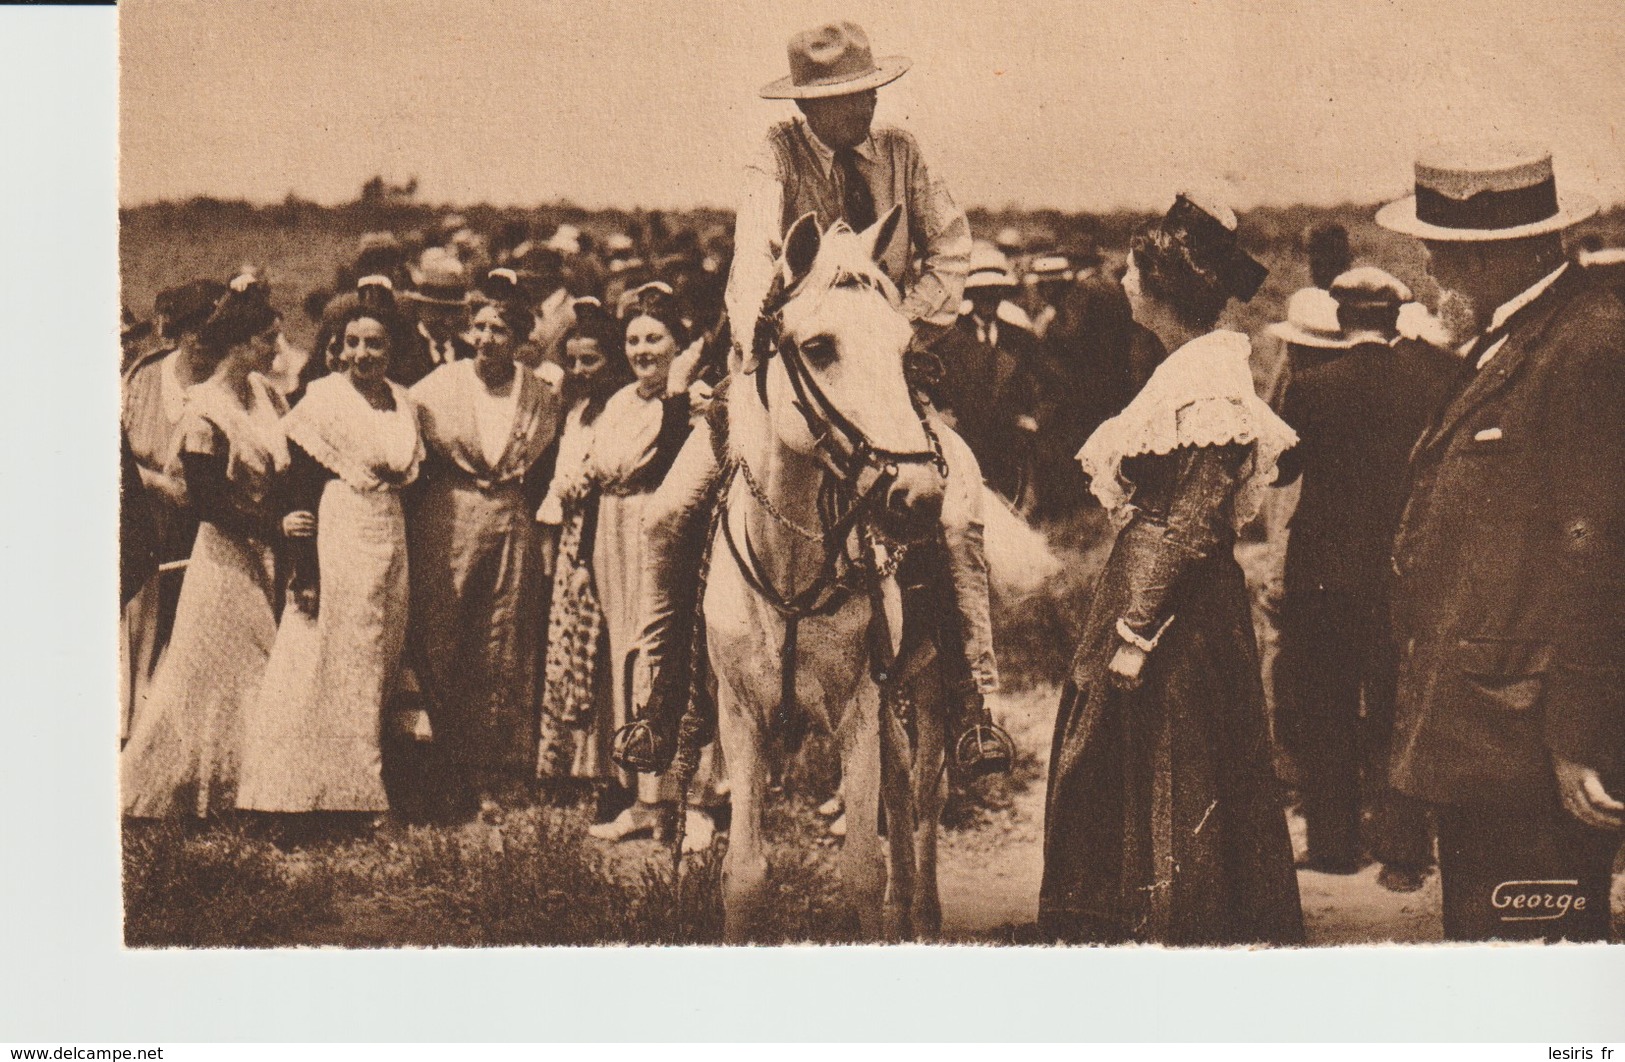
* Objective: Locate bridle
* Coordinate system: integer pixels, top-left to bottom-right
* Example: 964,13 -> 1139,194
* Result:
753,274 -> 947,495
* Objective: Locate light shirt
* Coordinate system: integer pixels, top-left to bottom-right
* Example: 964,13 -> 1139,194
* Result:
160,348 -> 189,424
1473,263 -> 1568,370
726,115 -> 971,364
419,322 -> 458,366
471,366 -> 521,469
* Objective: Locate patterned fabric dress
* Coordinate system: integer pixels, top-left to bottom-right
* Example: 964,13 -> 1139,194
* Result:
536,398 -> 612,780
408,361 -> 559,776
1039,331 -> 1305,945
236,375 -> 424,812
121,374 -> 289,818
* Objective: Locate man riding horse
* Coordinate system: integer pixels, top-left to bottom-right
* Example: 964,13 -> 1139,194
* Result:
613,20 -> 1012,778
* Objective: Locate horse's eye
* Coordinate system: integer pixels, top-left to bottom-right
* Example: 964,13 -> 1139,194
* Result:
800,335 -> 836,366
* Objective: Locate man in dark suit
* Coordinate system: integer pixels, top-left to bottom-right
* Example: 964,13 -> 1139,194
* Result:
396,248 -> 473,386
931,248 -> 1042,504
1028,254 -> 1141,519
1380,144 -> 1625,941
1270,267 -> 1458,890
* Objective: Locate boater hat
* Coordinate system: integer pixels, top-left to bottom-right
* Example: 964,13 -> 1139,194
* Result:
759,21 -> 911,100
1376,142 -> 1597,241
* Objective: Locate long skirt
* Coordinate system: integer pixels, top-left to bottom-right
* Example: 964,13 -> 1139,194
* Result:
409,474 -> 540,775
1039,548 -> 1304,946
237,482 -> 407,812
121,522 -> 278,818
537,504 -> 613,780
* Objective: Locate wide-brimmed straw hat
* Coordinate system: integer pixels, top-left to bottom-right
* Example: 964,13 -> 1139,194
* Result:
1269,267 -> 1415,349
759,21 -> 911,100
965,244 -> 1018,291
1376,142 -> 1597,241
404,248 -> 470,307
1268,287 -> 1350,349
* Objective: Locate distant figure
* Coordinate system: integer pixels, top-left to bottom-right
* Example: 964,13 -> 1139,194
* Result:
1265,222 -> 1356,409
1269,267 -> 1457,892
397,249 -> 474,387
1029,249 -> 1141,520
1380,142 -> 1623,942
931,246 -> 1042,503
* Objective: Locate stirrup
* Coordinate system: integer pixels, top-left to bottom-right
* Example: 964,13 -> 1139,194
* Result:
612,720 -> 675,774
952,721 -> 1015,778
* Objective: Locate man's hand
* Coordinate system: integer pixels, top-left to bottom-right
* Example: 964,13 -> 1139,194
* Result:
282,511 -> 317,538
1554,752 -> 1625,830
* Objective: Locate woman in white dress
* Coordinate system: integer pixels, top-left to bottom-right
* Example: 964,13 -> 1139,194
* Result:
237,296 -> 424,817
122,281 -> 291,819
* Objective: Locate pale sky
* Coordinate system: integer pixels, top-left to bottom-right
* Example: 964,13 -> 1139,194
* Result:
120,0 -> 1625,212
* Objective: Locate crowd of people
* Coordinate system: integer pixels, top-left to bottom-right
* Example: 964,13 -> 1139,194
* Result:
120,20 -> 1624,945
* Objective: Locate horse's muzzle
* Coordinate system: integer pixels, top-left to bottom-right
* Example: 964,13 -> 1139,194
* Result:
881,463 -> 944,540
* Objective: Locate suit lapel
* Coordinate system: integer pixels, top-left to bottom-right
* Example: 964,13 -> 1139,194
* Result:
1414,269 -> 1578,457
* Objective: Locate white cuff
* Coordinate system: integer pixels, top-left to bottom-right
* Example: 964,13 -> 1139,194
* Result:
1116,614 -> 1174,653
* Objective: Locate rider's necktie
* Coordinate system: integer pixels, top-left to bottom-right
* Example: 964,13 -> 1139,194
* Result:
834,148 -> 876,232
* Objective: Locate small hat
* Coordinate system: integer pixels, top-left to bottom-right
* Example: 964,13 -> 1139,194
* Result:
1267,287 -> 1350,349
994,226 -> 1025,252
1027,255 -> 1073,282
404,248 -> 470,306
965,244 -> 1018,291
759,21 -> 911,100
1376,142 -> 1597,241
1162,191 -> 1268,302
546,224 -> 582,256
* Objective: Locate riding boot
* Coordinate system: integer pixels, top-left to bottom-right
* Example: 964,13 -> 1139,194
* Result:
612,425 -> 724,774
935,423 -> 1012,775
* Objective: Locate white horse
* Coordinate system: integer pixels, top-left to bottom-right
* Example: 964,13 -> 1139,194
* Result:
703,209 -> 951,941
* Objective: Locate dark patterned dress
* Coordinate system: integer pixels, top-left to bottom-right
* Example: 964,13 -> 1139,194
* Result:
1039,442 -> 1305,945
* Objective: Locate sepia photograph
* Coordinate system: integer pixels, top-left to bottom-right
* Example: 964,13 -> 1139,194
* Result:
109,0 -> 1625,952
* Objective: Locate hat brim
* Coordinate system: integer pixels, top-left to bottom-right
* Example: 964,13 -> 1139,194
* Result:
1266,321 -> 1356,349
1375,193 -> 1598,241
759,56 -> 911,99
400,290 -> 469,308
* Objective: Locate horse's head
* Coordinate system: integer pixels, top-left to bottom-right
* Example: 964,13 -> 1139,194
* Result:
751,208 -> 945,537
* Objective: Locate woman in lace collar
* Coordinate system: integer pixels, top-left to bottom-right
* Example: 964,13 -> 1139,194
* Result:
1039,193 -> 1305,945
237,295 -> 424,820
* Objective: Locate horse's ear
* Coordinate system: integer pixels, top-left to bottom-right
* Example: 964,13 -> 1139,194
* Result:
780,212 -> 821,286
863,205 -> 904,265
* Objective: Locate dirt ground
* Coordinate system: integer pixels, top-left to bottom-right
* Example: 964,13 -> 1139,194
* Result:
939,681 -> 1625,944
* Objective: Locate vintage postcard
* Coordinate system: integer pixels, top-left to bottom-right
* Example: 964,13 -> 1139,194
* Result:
112,0 -> 1625,951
